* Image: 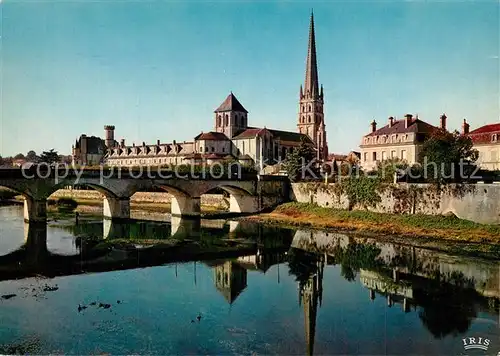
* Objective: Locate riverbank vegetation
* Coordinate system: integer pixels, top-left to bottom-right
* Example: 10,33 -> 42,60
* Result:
249,202 -> 500,244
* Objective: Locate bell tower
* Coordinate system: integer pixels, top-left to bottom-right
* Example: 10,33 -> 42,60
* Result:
214,92 -> 248,139
297,12 -> 328,161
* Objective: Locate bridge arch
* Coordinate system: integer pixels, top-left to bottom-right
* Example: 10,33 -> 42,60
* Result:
49,182 -> 119,200
199,184 -> 260,214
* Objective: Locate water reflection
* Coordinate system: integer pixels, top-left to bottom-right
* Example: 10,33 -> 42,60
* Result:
0,206 -> 498,355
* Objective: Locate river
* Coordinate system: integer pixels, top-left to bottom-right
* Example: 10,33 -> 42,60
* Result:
0,205 -> 498,355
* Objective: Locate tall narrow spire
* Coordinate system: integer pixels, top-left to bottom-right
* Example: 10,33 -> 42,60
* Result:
304,11 -> 319,98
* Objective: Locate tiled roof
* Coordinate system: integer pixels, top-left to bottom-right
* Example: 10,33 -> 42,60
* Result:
214,93 -> 248,113
267,129 -> 313,143
366,117 -> 439,137
328,153 -> 347,161
232,128 -> 269,139
467,123 -> 500,144
232,127 -> 313,144
194,131 -> 229,141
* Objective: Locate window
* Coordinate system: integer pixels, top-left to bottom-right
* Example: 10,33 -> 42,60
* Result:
391,150 -> 396,158
308,116 -> 311,123
364,152 -> 368,162
401,150 -> 407,160
222,147 -> 225,153
217,115 -> 221,127
224,114 -> 228,126
372,152 -> 377,161
211,147 -> 214,152
493,134 -> 498,142
242,141 -> 245,153
205,147 -> 208,152
382,151 -> 387,161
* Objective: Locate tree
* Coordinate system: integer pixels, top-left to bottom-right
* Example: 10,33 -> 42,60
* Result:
39,149 -> 60,164
13,153 -> 25,160
26,150 -> 38,162
418,129 -> 478,184
375,157 -> 409,183
282,138 -> 316,182
0,155 -> 3,166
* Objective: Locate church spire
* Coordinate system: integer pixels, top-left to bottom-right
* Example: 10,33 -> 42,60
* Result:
304,11 -> 319,99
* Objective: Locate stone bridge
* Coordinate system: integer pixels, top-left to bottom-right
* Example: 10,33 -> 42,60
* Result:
0,168 -> 289,222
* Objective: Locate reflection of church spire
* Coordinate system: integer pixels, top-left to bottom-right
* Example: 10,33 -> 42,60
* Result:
299,256 -> 325,356
214,261 -> 247,304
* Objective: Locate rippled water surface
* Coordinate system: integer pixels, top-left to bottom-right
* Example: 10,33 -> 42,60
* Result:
0,205 -> 498,355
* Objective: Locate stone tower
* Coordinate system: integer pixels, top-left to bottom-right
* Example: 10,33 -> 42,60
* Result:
104,125 -> 115,148
214,93 -> 248,139
297,12 -> 328,161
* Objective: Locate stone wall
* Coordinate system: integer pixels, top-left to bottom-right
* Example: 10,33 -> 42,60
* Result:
49,189 -> 227,208
290,182 -> 500,225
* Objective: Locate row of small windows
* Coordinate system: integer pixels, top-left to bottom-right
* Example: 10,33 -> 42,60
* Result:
364,150 -> 407,162
301,104 -> 321,113
217,114 -> 246,127
300,115 -> 321,124
365,134 -> 410,145
111,158 -> 177,165
198,146 -> 226,153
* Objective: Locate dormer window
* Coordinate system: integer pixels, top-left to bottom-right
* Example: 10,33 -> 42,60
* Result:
493,134 -> 498,142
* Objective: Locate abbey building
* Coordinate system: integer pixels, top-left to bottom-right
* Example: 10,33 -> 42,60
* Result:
72,13 -> 329,169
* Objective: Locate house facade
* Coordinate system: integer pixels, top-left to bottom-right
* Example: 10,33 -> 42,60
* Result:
463,120 -> 500,171
359,114 -> 444,171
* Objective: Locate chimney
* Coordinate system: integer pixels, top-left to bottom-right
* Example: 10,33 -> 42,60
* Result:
388,116 -> 394,128
120,139 -> 125,147
157,139 -> 160,146
132,143 -> 135,147
371,120 -> 377,133
462,118 -> 470,135
405,114 -> 413,129
142,141 -> 146,147
439,114 -> 447,130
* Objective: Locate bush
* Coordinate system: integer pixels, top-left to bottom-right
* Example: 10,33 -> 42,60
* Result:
56,197 -> 78,212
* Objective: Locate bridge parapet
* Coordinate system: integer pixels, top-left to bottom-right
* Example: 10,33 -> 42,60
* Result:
0,168 -> 289,222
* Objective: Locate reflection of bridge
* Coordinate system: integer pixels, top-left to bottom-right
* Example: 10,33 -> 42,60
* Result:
0,218 -> 293,282
0,168 -> 288,222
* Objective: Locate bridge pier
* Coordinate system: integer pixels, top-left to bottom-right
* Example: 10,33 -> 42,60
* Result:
229,194 -> 260,213
103,219 -> 131,239
103,196 -> 130,220
23,222 -> 48,267
171,195 -> 201,217
24,198 -> 47,223
170,216 -> 201,238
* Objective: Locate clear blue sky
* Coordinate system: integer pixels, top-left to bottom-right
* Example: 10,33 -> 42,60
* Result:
1,0 -> 499,157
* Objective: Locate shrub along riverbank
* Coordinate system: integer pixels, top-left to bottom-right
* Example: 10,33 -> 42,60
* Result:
246,202 -> 500,245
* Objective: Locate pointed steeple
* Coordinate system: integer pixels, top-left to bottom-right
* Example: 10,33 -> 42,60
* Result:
304,11 -> 319,99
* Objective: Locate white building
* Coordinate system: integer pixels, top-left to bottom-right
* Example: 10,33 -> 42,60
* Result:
360,114 -> 444,171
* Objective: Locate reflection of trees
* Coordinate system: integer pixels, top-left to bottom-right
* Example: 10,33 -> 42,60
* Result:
331,242 -> 382,282
287,248 -> 319,287
415,282 -> 478,338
